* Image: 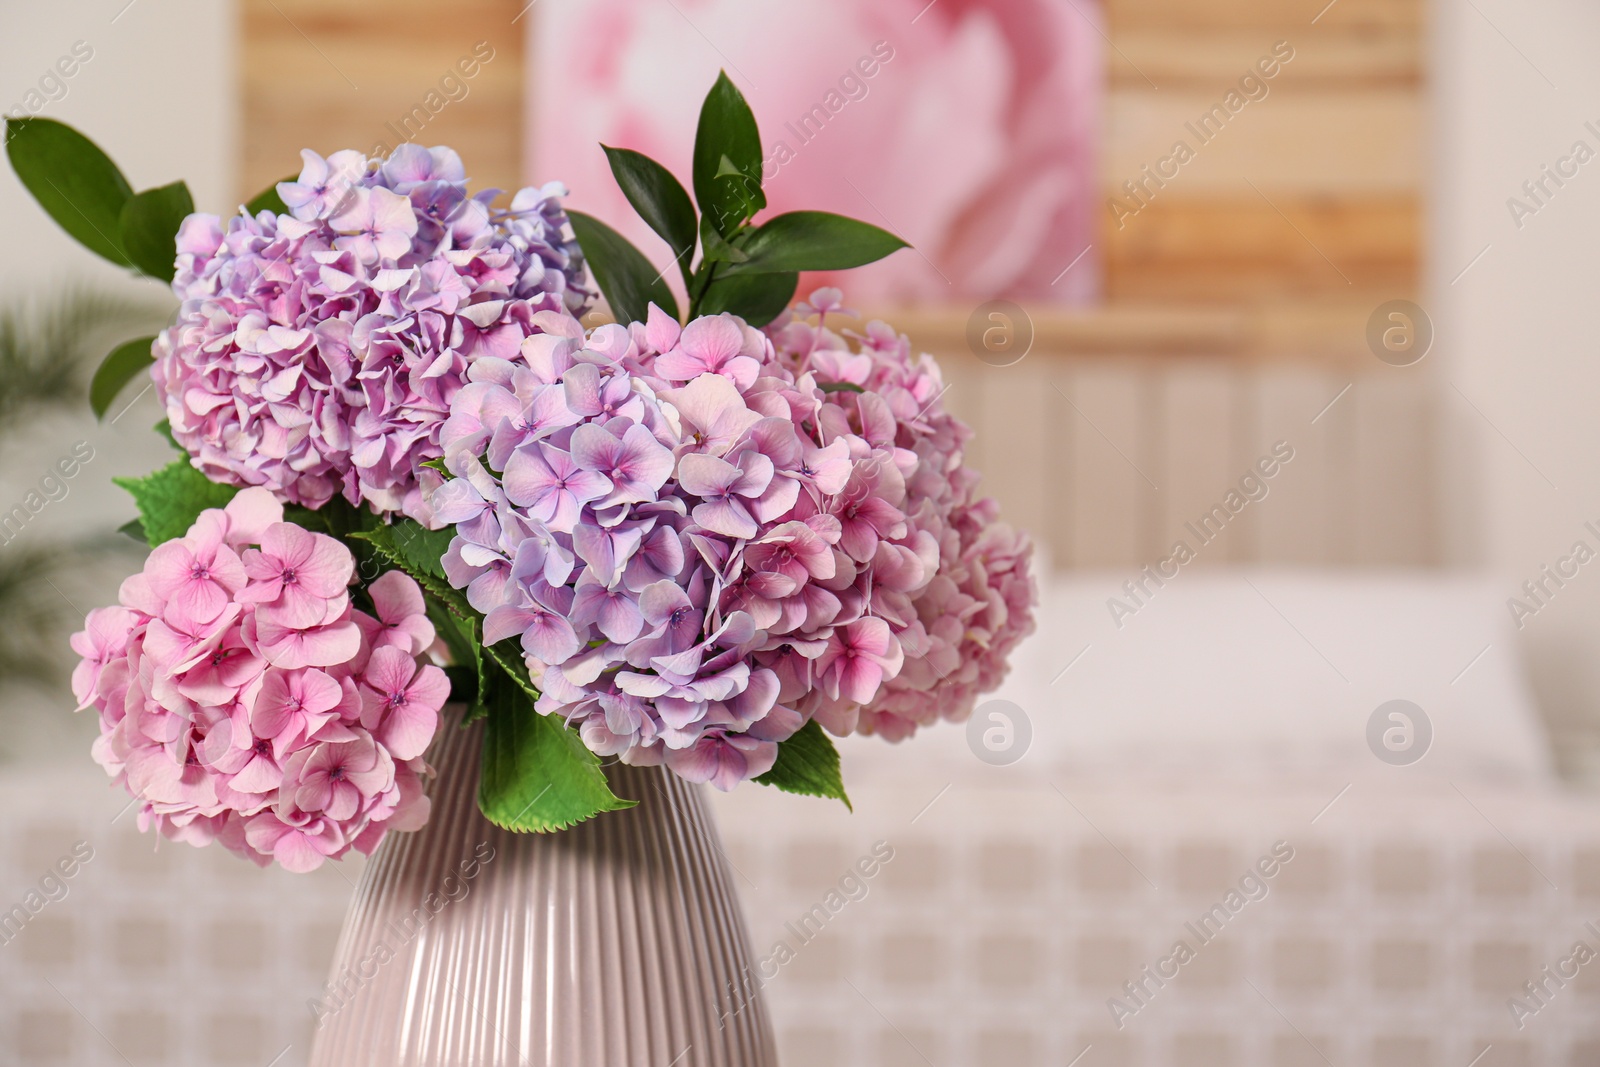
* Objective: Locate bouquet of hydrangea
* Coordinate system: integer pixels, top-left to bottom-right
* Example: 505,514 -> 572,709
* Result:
10,74 -> 1035,869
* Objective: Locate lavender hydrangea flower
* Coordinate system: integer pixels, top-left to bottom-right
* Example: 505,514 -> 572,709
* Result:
154,145 -> 592,520
431,289 -> 1037,790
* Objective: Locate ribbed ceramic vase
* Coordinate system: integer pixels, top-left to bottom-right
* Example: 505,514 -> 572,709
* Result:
307,706 -> 778,1066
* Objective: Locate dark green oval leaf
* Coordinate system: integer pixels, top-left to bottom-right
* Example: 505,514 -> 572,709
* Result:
697,271 -> 797,328
754,718 -> 851,810
6,117 -> 133,266
692,71 -> 765,237
119,181 -> 194,281
569,209 -> 679,325
244,175 -> 294,217
697,212 -> 748,266
117,517 -> 147,544
90,335 -> 157,419
602,145 -> 697,285
721,211 -> 908,276
817,381 -> 865,394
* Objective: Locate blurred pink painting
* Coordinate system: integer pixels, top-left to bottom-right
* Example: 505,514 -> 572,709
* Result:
529,0 -> 1102,309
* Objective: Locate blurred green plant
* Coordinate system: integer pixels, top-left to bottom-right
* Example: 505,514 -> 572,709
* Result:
0,290 -> 166,688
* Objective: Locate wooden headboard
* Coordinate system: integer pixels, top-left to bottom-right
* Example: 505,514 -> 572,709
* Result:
888,306 -> 1437,569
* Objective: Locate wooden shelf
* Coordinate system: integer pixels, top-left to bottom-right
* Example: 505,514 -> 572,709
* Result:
854,299 -> 1412,368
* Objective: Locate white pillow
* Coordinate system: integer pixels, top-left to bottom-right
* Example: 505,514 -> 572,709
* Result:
840,570 -> 1555,788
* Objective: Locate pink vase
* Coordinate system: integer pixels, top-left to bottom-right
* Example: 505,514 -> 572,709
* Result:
307,706 -> 778,1066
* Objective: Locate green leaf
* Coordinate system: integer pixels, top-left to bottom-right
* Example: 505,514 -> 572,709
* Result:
244,177 -> 293,217
569,210 -> 678,325
118,181 -> 194,281
478,675 -> 636,832
483,639 -> 536,695
117,517 -> 147,545
280,504 -> 332,536
696,271 -> 797,328
444,664 -> 479,705
697,213 -> 748,266
692,72 -> 765,237
288,497 -> 370,540
90,335 -> 156,419
754,719 -> 851,810
153,418 -> 180,451
817,381 -> 865,394
721,211 -> 908,276
385,519 -> 453,580
348,523 -> 473,620
427,600 -> 473,665
431,605 -> 490,724
6,117 -> 134,267
603,146 -> 698,286
113,457 -> 239,545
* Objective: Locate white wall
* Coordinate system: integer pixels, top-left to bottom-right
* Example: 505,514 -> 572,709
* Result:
3,0 -> 236,290
0,0 -> 236,761
1432,0 -> 1600,774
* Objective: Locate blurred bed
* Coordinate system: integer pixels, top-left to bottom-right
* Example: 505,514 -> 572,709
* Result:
5,571 -> 1599,1066
709,571 -> 1600,1066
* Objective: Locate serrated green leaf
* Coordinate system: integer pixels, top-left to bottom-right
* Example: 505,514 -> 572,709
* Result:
119,180 -> 193,281
478,676 -> 635,832
569,210 -> 678,325
426,597 -> 473,664
113,457 -> 239,545
348,524 -> 473,619
90,335 -> 156,419
754,719 -> 851,810
6,117 -> 133,266
721,211 -> 908,276
692,72 -> 765,237
483,639 -> 537,697
244,177 -> 293,217
431,604 -> 490,724
697,270 -> 797,328
603,145 -> 698,287
385,519 -> 453,580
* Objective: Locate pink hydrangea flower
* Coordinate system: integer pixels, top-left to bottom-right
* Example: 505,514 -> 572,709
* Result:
765,299 -> 1039,739
70,488 -> 447,872
358,570 -> 437,657
154,145 -> 592,522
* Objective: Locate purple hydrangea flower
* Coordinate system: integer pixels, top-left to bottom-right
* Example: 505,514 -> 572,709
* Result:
431,289 -> 1037,789
154,146 -> 592,520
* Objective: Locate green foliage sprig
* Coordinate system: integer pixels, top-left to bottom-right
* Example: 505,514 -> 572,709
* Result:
572,72 -> 907,328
